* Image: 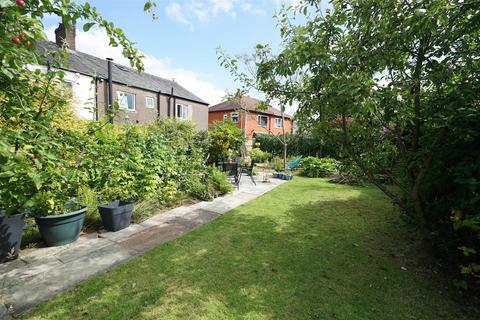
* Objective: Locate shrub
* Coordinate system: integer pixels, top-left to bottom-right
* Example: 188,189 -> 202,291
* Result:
300,157 -> 338,178
249,148 -> 269,163
206,166 -> 232,195
208,120 -> 246,163
254,133 -> 339,159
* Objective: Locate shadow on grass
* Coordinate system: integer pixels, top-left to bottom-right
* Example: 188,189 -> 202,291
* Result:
26,179 -> 477,320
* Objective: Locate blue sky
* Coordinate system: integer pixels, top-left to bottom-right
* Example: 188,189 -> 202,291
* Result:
42,0 -> 301,110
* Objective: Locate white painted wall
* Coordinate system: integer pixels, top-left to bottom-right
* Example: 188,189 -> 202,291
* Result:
27,65 -> 96,120
62,70 -> 96,120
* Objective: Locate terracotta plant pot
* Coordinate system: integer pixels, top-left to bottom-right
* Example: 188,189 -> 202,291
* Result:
0,212 -> 25,263
35,208 -> 86,247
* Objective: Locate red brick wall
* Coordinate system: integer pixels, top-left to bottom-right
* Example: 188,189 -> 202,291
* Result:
208,110 -> 293,139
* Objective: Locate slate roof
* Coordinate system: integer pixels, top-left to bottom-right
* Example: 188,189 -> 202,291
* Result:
209,96 -> 293,119
36,41 -> 208,105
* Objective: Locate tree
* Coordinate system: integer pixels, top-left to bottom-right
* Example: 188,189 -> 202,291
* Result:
0,0 -> 156,214
219,0 -> 480,287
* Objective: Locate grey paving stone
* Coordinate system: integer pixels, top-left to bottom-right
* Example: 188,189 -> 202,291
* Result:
0,256 -> 63,291
55,237 -> 114,264
118,223 -> 188,253
0,302 -> 8,320
4,244 -> 137,315
172,209 -> 220,229
98,223 -> 147,242
0,257 -> 27,277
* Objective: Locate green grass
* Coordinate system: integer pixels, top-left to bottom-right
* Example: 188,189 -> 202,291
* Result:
25,178 -> 477,319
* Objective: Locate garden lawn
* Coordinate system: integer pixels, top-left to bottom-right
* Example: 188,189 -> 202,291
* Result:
25,177 -> 477,320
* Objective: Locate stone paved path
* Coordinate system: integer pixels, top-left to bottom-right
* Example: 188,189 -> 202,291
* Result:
0,175 -> 285,318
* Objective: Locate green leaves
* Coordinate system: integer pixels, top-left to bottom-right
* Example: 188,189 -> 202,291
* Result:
82,22 -> 96,32
0,0 -> 14,8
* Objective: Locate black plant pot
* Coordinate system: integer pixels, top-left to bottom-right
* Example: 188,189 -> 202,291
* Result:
0,212 -> 25,263
98,200 -> 134,232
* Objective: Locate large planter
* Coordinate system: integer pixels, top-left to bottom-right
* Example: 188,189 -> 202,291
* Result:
0,212 -> 25,263
35,207 -> 86,247
98,200 -> 134,232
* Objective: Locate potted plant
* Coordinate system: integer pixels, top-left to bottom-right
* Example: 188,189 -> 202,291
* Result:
0,150 -> 35,262
0,209 -> 25,263
33,198 -> 87,247
98,200 -> 134,232
272,161 -> 284,179
30,158 -> 87,247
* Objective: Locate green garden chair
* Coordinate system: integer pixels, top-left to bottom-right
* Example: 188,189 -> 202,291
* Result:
287,156 -> 303,170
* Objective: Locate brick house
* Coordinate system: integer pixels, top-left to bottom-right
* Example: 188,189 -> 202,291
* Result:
36,23 -> 209,129
208,96 -> 294,142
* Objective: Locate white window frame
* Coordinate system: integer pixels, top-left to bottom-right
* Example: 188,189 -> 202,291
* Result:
274,117 -> 283,128
176,103 -> 189,120
145,96 -> 155,109
258,115 -> 268,127
231,112 -> 239,123
117,91 -> 136,111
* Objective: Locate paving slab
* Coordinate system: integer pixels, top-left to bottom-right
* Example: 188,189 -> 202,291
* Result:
0,175 -> 286,317
119,222 -> 188,253
97,223 -> 147,242
5,244 -> 137,315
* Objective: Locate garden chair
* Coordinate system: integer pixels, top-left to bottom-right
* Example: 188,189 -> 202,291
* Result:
287,156 -> 303,170
218,160 -> 242,189
241,160 -> 257,186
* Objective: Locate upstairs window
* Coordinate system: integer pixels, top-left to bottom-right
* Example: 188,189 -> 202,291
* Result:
258,115 -> 268,127
117,91 -> 136,110
145,97 -> 155,109
176,104 -> 189,120
274,117 -> 283,128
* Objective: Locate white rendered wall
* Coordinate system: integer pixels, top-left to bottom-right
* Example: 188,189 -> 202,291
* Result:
62,71 -> 96,120
27,65 -> 96,120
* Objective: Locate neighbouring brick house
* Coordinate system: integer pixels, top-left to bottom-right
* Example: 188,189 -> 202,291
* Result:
36,23 -> 209,130
208,96 -> 294,143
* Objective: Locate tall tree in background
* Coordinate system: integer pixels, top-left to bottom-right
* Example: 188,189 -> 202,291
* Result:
220,0 -> 480,287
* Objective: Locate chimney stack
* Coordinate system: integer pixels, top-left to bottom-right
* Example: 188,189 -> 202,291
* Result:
54,19 -> 76,50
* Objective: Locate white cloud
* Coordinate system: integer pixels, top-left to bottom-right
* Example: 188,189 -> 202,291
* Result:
45,26 -> 225,105
165,2 -> 193,29
242,3 -> 266,15
165,0 -> 265,28
272,0 -> 304,7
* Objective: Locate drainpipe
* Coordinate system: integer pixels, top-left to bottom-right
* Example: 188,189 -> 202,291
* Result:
107,58 -> 114,124
157,90 -> 161,119
170,87 -> 175,119
94,76 -> 98,121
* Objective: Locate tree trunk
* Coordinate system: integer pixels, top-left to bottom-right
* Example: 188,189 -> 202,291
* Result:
282,110 -> 287,171
341,113 -> 406,210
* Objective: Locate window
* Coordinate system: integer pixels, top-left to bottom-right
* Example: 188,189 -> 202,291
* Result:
145,97 -> 155,109
63,80 -> 74,96
231,112 -> 239,123
275,117 -> 283,128
64,80 -> 74,90
117,91 -> 136,110
258,115 -> 268,127
176,104 -> 189,120
223,114 -> 228,121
